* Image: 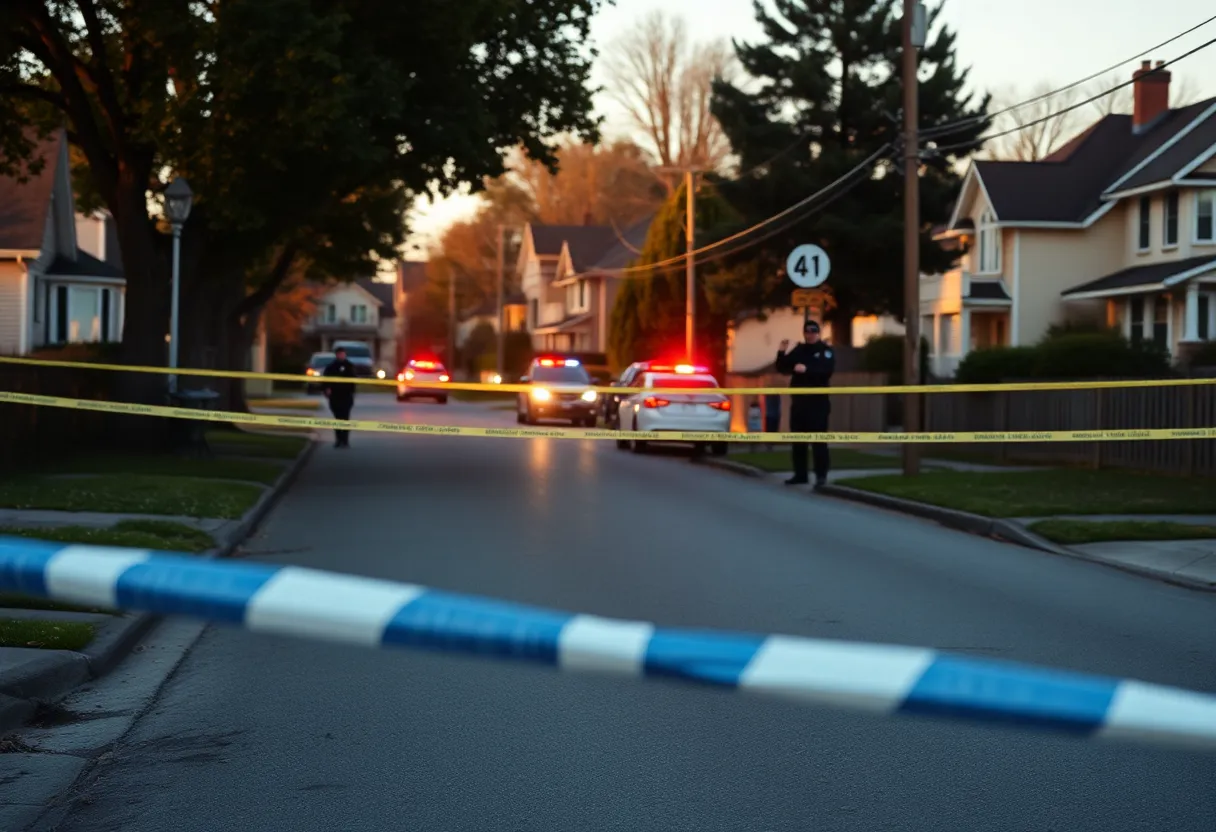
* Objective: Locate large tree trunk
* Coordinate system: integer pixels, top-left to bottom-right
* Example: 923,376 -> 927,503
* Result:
109,181 -> 175,446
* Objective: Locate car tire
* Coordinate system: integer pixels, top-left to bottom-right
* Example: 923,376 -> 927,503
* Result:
615,439 -> 630,450
396,394 -> 407,402
517,409 -> 526,424
436,396 -> 448,404
631,439 -> 649,453
581,416 -> 596,428
711,441 -> 729,457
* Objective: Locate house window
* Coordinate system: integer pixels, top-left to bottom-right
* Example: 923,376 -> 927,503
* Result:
1199,295 -> 1210,341
1129,297 -> 1144,344
1164,191 -> 1179,247
529,299 -> 538,329
977,210 -> 1000,273
324,304 -> 336,324
351,304 -> 368,324
1152,295 -> 1168,346
938,314 -> 957,355
55,286 -> 68,343
101,289 -> 111,342
578,279 -> 587,310
1137,196 -> 1151,251
1197,191 -> 1215,243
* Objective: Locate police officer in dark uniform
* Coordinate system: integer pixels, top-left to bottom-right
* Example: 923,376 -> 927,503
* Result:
322,346 -> 357,448
775,320 -> 836,487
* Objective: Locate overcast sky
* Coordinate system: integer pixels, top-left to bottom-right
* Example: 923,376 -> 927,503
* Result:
404,0 -> 1216,254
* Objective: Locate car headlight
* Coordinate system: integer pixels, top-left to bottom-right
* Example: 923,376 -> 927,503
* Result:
531,387 -> 551,402
580,390 -> 597,402
490,373 -> 503,385
404,370 -> 415,381
376,369 -> 386,379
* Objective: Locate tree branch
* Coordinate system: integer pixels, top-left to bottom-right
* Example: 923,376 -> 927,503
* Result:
0,82 -> 67,111
76,0 -> 127,135
236,242 -> 303,318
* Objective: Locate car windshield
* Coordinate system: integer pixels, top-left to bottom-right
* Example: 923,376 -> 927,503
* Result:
310,354 -> 335,368
532,365 -> 590,383
650,375 -> 717,389
338,345 -> 372,359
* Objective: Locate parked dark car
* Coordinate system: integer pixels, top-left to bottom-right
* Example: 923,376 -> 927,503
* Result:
305,351 -> 335,394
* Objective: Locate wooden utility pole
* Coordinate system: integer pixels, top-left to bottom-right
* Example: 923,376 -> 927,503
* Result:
496,223 -> 506,378
447,267 -> 456,369
656,165 -> 703,363
902,0 -> 925,477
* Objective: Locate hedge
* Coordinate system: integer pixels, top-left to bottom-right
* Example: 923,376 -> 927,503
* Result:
955,331 -> 1172,383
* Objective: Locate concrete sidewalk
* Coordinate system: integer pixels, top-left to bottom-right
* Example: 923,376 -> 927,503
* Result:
0,440 -> 316,733
705,456 -> 1216,592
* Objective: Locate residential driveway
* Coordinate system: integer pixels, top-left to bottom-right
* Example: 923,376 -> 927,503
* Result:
15,394 -> 1216,831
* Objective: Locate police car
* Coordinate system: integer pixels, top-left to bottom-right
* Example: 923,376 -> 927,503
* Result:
613,368 -> 731,455
604,360 -> 706,428
396,358 -> 450,403
517,356 -> 599,427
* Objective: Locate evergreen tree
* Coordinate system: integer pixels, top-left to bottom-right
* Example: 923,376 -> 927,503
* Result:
607,179 -> 739,375
710,0 -> 989,344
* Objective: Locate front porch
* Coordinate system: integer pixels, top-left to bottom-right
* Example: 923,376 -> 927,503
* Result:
921,272 -> 1012,378
532,312 -> 593,353
1062,255 -> 1216,362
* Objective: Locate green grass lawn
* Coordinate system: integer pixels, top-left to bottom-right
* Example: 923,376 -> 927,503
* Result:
0,474 -> 263,518
0,619 -> 96,650
844,470 -> 1216,517
731,448 -> 910,472
204,429 -> 309,458
1028,519 -> 1216,545
43,453 -> 286,485
0,519 -> 215,552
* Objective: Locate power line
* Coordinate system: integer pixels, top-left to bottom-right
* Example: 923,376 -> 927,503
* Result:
928,36 -> 1216,155
573,143 -> 893,280
614,154 -> 887,279
921,12 -> 1216,143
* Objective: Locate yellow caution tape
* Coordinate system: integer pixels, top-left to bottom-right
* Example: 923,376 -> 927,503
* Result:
3,390 -> 1213,444
3,354 -> 1215,396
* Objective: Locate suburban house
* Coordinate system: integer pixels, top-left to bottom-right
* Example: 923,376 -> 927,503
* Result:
0,129 -> 125,355
517,217 -> 653,354
299,260 -> 427,371
455,292 -> 527,349
926,61 -> 1216,377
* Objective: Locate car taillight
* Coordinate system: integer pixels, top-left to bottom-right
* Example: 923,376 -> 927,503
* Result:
438,374 -> 450,382
708,400 -> 731,411
643,396 -> 670,408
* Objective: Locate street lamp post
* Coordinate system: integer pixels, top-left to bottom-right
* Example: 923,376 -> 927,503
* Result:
164,177 -> 194,396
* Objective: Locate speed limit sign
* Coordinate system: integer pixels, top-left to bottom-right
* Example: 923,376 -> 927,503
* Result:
785,244 -> 831,288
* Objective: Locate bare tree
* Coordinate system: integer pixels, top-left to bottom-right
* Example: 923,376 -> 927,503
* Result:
1084,71 -> 1204,117
984,83 -> 1084,161
601,11 -> 736,171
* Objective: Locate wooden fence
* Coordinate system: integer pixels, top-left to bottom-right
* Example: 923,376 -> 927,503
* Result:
924,377 -> 1216,476
726,371 -> 889,434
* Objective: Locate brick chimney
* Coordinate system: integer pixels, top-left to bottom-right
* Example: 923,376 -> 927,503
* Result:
1132,60 -> 1171,133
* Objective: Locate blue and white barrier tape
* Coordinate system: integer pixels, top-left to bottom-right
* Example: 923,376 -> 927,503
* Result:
3,536 -> 1214,751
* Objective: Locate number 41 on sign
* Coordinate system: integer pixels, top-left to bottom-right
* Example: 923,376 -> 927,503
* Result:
786,244 -> 831,288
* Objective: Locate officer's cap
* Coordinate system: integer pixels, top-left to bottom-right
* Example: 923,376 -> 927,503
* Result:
803,320 -> 821,333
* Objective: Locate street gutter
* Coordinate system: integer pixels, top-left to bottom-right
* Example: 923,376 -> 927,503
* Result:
699,456 -> 1216,594
0,437 -> 317,733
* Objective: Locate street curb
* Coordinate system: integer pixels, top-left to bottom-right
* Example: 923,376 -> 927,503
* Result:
817,483 -> 1216,594
0,437 -> 317,734
696,457 -> 768,478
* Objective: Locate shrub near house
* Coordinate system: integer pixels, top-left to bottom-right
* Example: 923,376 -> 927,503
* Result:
956,330 -> 1172,383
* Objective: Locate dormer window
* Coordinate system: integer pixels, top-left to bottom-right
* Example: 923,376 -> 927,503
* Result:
1137,196 -> 1151,251
977,210 -> 1000,273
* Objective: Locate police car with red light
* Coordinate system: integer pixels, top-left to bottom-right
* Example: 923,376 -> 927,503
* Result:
397,358 -> 451,403
612,364 -> 731,455
517,356 -> 599,427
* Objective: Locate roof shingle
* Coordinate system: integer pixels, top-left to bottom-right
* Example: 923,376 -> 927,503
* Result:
1061,254 -> 1216,297
0,130 -> 62,251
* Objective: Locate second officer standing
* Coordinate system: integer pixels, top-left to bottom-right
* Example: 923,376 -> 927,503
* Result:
775,320 -> 836,487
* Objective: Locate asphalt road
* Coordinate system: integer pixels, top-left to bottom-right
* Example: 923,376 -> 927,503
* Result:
34,394 -> 1216,830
